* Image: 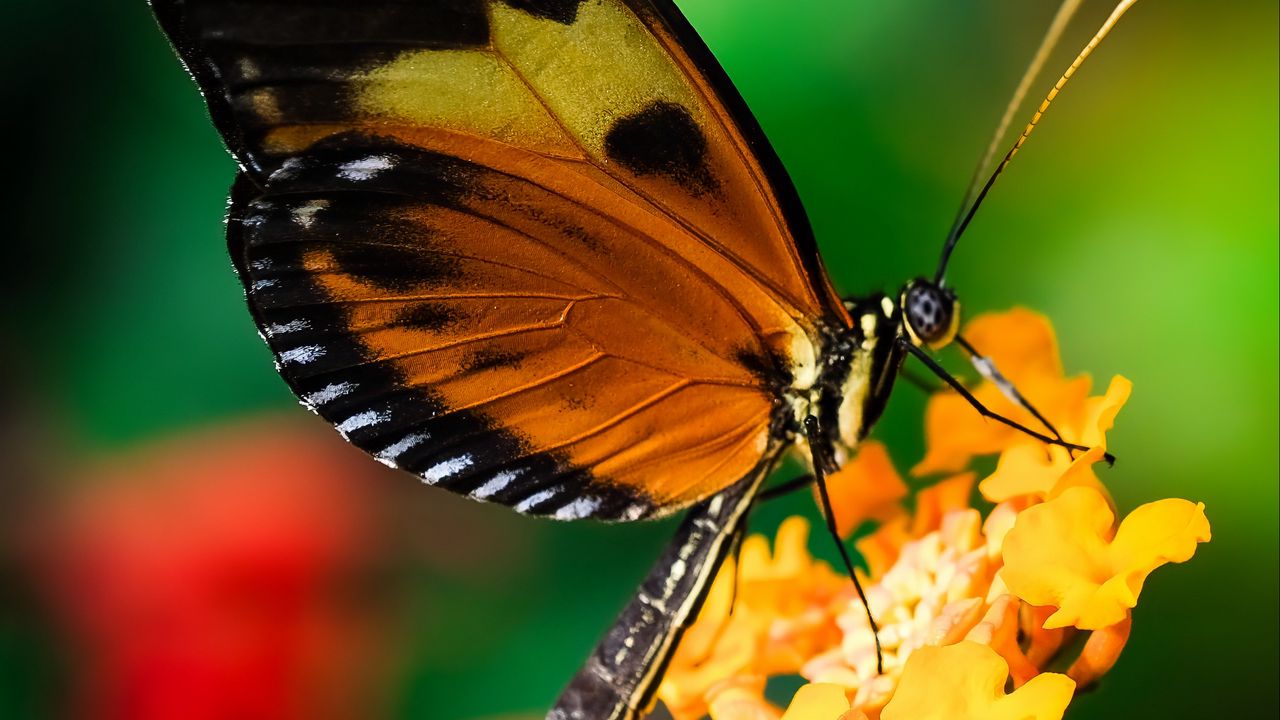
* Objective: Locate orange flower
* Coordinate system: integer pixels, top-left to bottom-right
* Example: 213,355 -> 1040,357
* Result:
978,376 -> 1131,504
802,503 -> 1022,714
777,685 -> 853,720
660,518 -> 846,720
881,642 -> 1075,720
854,471 -> 974,580
658,309 -> 1210,720
913,309 -> 1091,476
818,442 -> 908,538
706,677 -> 780,720
1001,485 -> 1211,629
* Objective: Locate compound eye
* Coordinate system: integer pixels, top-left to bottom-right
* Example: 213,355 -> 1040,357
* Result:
905,283 -> 956,345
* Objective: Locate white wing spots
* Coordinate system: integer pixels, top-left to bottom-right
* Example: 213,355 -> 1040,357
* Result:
302,381 -> 356,407
242,213 -> 269,229
251,278 -> 279,291
248,258 -> 273,272
376,432 -> 430,462
278,344 -> 324,366
335,409 -> 388,435
264,318 -> 311,337
622,503 -> 648,521
422,454 -> 474,485
515,487 -> 559,513
338,155 -> 395,181
706,494 -> 725,515
472,469 -> 523,500
664,558 -> 688,596
270,157 -> 306,181
553,495 -> 602,520
290,199 -> 329,229
237,58 -> 260,82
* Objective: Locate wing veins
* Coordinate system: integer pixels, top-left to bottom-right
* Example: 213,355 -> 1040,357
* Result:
558,325 -> 761,390
618,407 -> 770,478
646,25 -> 818,310
479,29 -> 810,322
267,291 -> 608,310
408,351 -> 607,416
530,380 -> 692,454
467,162 -> 780,367
272,235 -> 612,297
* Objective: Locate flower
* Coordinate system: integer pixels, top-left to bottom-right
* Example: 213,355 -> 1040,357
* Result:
818,442 -> 908,539
660,517 -> 847,720
656,308 -> 1210,720
978,376 -> 1132,505
882,642 -> 1075,720
1001,485 -> 1211,629
912,309 -> 1092,477
25,417 -> 398,720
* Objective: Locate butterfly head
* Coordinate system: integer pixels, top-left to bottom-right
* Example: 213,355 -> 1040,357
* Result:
820,279 -> 957,465
900,278 -> 960,349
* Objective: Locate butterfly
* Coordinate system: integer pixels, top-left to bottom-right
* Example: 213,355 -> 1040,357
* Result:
150,0 -> 1135,717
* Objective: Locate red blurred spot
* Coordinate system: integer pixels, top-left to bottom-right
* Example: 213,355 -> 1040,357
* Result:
30,417 -> 397,720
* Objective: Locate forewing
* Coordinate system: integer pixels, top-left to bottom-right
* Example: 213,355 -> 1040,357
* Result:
154,0 -> 847,518
153,0 -> 848,320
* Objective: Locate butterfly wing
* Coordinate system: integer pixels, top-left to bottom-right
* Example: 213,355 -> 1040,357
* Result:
154,0 -> 851,520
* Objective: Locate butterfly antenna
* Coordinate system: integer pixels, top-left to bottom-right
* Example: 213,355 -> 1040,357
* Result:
945,0 -> 1085,245
935,0 -> 1142,286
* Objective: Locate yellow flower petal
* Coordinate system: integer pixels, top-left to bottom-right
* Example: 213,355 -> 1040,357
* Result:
660,612 -> 762,720
779,684 -> 851,720
980,445 -> 1109,504
913,309 -> 1092,476
913,386 -> 1014,476
1068,616 -> 1132,689
662,517 -> 849,718
910,472 -> 975,537
962,309 -> 1065,381
818,441 -> 908,538
1001,486 -> 1211,629
673,559 -> 736,664
707,676 -> 782,720
964,595 -> 1041,687
1077,375 -> 1132,449
881,642 -> 1075,720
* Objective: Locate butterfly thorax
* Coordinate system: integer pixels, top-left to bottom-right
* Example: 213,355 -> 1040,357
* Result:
791,294 -> 905,468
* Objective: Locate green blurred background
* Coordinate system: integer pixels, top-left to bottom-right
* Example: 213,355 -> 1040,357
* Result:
1,0 -> 1275,718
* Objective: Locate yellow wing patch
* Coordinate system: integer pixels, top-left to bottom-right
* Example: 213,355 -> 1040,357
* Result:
350,0 -> 704,163
355,49 -> 582,158
488,0 -> 699,155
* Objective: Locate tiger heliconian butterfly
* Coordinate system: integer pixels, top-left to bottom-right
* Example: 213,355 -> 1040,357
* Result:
150,0 -> 1138,717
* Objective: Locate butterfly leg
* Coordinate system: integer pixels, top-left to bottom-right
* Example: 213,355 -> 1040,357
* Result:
804,416 -> 885,675
725,529 -> 744,619
756,473 -> 815,501
898,338 -> 1115,464
900,366 -> 943,394
954,333 -> 1074,457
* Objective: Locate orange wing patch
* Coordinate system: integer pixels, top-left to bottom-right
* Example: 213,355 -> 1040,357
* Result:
240,135 -> 783,517
155,0 -> 853,518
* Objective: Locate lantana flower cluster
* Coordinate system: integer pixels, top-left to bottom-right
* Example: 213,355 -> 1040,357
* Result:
656,309 -> 1211,720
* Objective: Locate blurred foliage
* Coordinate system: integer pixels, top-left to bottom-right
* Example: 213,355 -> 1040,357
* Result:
0,0 -> 1275,718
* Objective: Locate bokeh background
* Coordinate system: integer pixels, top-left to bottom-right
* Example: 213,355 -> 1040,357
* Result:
2,0 -> 1275,718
